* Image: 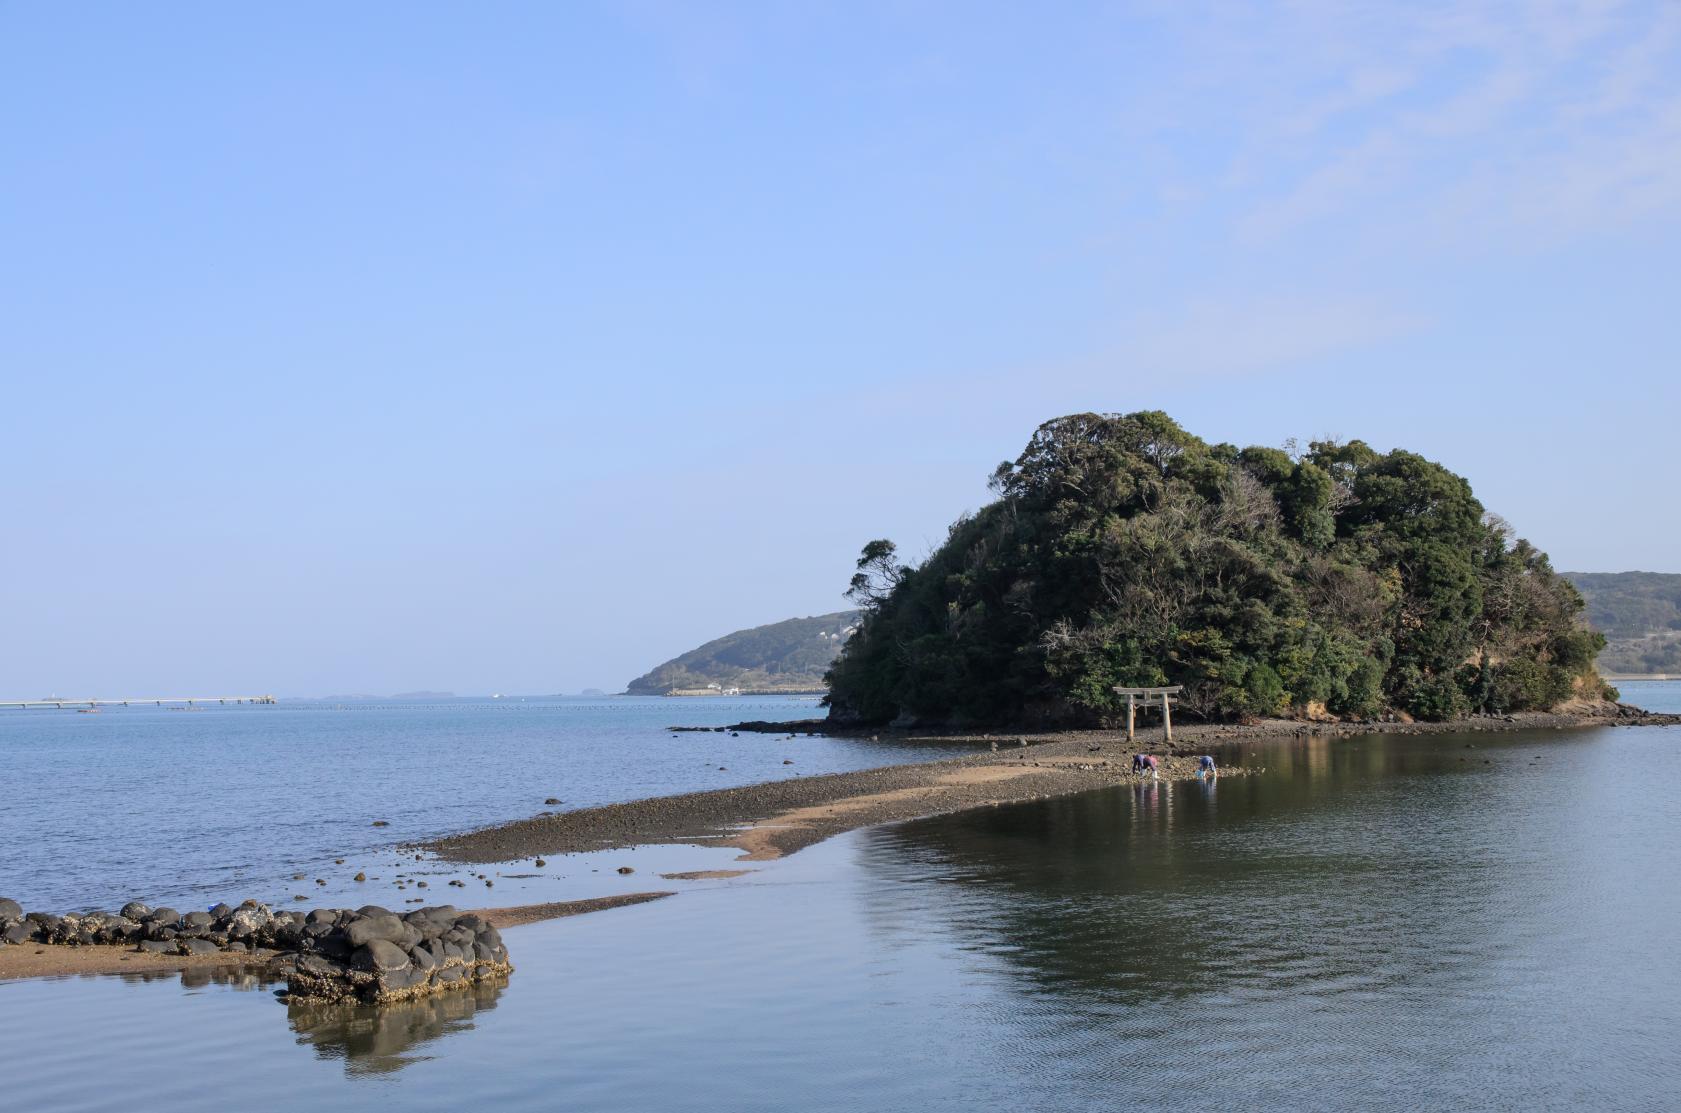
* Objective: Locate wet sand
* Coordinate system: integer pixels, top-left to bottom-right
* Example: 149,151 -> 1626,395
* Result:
428,705 -> 1675,866
475,891 -> 674,928
429,743 -> 1248,864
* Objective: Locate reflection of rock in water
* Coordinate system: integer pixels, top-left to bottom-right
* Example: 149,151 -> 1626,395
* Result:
287,976 -> 508,1076
113,964 -> 278,992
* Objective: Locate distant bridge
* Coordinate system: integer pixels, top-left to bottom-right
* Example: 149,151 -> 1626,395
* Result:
0,695 -> 276,710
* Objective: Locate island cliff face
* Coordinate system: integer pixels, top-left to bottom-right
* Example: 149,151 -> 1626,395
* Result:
826,411 -> 1610,729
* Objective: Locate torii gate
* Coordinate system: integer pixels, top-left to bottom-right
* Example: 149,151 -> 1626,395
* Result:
1113,685 -> 1182,744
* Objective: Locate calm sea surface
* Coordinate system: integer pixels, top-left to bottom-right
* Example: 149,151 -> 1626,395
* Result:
0,695 -> 972,912
1,682 -> 1677,1110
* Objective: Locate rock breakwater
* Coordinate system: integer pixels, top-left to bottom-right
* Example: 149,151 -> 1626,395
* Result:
273,904 -> 511,1004
0,896 -> 510,1004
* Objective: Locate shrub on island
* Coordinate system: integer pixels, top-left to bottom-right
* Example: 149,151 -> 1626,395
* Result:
826,412 -> 1613,729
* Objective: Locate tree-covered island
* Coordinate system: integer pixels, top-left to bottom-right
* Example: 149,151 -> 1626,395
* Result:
826,412 -> 1612,729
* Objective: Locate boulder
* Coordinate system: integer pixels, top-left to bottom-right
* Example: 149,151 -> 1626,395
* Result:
296,953 -> 348,978
352,939 -> 411,973
178,938 -> 220,956
0,898 -> 24,925
228,907 -> 271,939
345,915 -> 406,947
3,922 -> 35,945
137,939 -> 174,954
377,966 -> 428,991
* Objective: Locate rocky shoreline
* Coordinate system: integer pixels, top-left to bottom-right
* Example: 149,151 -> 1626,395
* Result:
0,897 -> 509,1002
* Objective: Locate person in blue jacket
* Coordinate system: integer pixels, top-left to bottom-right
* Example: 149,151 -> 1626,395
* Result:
1198,754 -> 1217,778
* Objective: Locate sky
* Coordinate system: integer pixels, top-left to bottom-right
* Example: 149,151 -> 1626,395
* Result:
3,1 -> 1679,697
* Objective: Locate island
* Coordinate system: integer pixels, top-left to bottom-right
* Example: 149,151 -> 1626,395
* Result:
826,411 -> 1615,728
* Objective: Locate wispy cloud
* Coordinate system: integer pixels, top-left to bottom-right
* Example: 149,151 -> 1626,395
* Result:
1128,1 -> 1681,251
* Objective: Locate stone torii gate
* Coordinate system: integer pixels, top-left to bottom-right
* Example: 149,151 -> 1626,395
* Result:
1113,685 -> 1182,744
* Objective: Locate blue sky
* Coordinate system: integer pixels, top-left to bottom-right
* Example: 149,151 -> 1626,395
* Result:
3,1 -> 1678,696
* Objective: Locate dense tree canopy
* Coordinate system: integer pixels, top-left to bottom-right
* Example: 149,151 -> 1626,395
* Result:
825,412 -> 1609,728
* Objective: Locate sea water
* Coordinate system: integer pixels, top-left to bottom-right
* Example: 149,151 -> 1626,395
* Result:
0,695 -> 971,912
2,703 -> 1678,1110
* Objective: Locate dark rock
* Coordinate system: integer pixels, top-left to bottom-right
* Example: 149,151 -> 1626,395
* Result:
544,797 -> 560,805
226,941 -> 248,954
408,945 -> 438,971
183,911 -> 215,930
435,965 -> 465,984
296,953 -> 348,977
209,903 -> 233,920
353,873 -> 366,882
314,935 -> 353,961
147,907 -> 180,926
0,898 -> 22,925
352,939 -> 411,973
355,905 -> 396,919
118,901 -> 151,921
617,866 -> 635,875
378,965 -> 427,991
371,820 -> 390,827
179,938 -> 220,956
137,939 -> 174,954
3,922 -> 36,944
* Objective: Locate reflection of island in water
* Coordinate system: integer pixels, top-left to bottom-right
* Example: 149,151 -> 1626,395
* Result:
108,963 -> 507,1077
855,734 -> 1527,1004
288,976 -> 508,1076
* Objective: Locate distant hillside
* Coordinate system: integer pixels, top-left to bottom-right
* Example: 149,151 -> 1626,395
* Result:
627,611 -> 860,695
1564,572 -> 1681,675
